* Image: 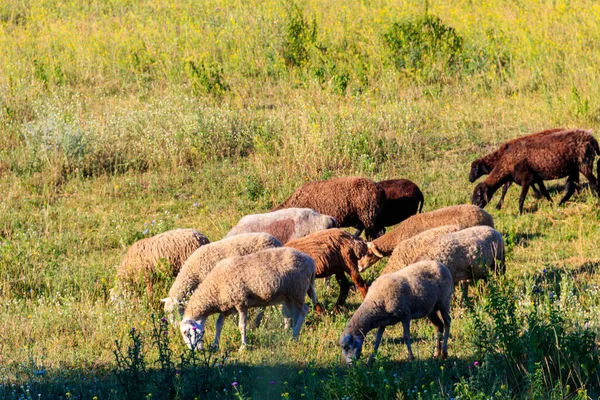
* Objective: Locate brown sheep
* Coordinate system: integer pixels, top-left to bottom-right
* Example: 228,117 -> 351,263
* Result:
285,229 -> 369,311
357,205 -> 494,271
472,129 -> 600,214
273,177 -> 386,241
376,178 -> 424,227
469,128 -> 566,209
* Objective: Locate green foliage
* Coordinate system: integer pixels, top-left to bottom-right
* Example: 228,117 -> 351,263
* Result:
467,274 -> 600,397
113,318 -> 230,399
282,2 -> 317,67
185,60 -> 230,97
384,15 -> 463,81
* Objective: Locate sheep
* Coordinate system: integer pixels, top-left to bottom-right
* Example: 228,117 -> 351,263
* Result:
369,225 -> 462,273
383,226 -> 505,301
225,208 -> 338,244
116,228 -> 210,296
273,177 -> 386,240
472,129 -> 600,214
161,233 -> 282,318
376,179 -> 424,228
285,229 -> 369,311
339,260 -> 453,364
180,247 -> 319,351
358,205 -> 494,271
469,128 -> 566,209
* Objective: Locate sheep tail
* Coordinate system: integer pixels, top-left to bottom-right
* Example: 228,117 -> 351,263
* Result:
308,270 -> 323,314
418,192 -> 425,213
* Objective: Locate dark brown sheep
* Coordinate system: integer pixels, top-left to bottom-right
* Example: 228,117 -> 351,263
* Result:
273,177 -> 386,241
472,129 -> 600,214
377,179 -> 424,227
285,229 -> 368,311
469,128 -> 566,209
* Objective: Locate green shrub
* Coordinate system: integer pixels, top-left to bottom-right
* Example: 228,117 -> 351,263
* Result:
384,15 -> 463,81
282,2 -> 317,67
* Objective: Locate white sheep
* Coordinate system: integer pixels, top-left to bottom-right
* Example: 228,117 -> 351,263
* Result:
115,228 -> 210,295
225,208 -> 338,244
340,260 -> 453,364
161,232 -> 282,318
180,247 -> 318,351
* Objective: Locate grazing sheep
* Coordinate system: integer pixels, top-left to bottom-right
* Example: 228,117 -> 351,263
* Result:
383,226 -> 505,302
472,129 -> 600,214
469,128 -> 566,209
368,225 -> 462,273
358,205 -> 494,271
376,179 -> 424,228
116,229 -> 210,295
339,261 -> 453,364
225,208 -> 337,244
180,248 -> 318,351
286,229 -> 369,311
273,177 -> 386,240
162,233 -> 282,318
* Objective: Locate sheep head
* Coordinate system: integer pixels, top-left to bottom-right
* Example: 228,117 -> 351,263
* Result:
339,333 -> 364,364
472,182 -> 491,209
180,318 -> 205,350
469,159 -> 491,183
357,242 -> 384,272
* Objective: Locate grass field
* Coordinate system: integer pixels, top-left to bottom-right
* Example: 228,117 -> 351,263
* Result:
1,0 -> 600,398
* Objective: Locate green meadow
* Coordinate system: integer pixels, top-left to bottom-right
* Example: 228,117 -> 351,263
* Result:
1,0 -> 600,398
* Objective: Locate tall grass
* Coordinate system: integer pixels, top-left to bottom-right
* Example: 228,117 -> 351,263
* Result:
1,0 -> 600,398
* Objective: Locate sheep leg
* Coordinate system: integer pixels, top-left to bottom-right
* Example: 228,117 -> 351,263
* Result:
580,164 -> 599,196
333,273 -> 351,312
291,303 -> 308,340
353,228 -> 364,238
401,319 -> 414,361
252,307 -> 265,329
282,302 -> 293,330
495,182 -> 511,210
348,268 -> 369,299
534,179 -> 552,203
518,182 -> 531,214
440,308 -> 451,359
428,312 -> 445,359
368,326 -> 386,364
559,173 -> 579,205
237,307 -> 248,350
211,314 -> 226,350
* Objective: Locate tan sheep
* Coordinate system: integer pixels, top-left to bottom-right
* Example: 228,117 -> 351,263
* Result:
180,247 -> 318,351
340,260 -> 453,364
358,205 -> 494,271
358,225 -> 461,273
385,225 -> 505,277
384,226 -> 505,302
161,233 -> 282,318
116,228 -> 210,295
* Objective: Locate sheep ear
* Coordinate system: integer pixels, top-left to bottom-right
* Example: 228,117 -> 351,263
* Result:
367,242 -> 384,258
341,334 -> 353,346
160,297 -> 170,304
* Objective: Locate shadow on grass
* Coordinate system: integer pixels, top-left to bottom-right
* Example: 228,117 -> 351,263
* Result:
0,355 -> 477,400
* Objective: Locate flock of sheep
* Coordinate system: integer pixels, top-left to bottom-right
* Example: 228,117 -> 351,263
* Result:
114,127 -> 600,364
